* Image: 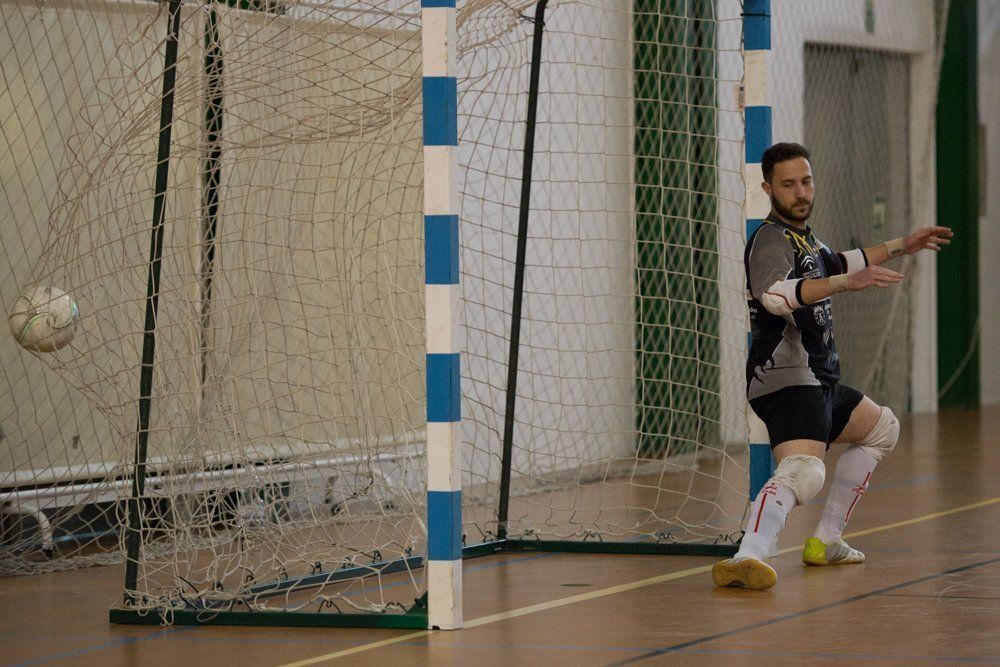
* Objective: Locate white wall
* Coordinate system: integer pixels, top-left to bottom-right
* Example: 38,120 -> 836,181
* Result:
979,0 -> 1000,406
769,0 -> 942,413
459,1 -> 637,501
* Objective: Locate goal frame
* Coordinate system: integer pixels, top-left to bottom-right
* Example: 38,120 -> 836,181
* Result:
107,0 -> 755,632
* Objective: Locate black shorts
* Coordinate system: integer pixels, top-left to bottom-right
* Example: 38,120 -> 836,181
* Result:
749,384 -> 865,448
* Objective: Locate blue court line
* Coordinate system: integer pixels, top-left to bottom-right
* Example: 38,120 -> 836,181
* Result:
53,633 -> 993,665
666,647 -> 1000,664
607,554 -> 1000,665
382,641 -> 1000,665
6,552 -> 556,666
882,592 -> 1000,601
362,640 -> 999,664
860,547 -> 1000,555
8,625 -> 197,667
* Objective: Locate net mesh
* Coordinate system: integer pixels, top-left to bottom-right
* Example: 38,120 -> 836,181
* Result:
0,0 -> 947,621
458,0 -> 749,545
2,0 -> 430,615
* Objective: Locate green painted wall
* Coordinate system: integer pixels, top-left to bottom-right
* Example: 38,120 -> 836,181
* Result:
633,0 -> 720,456
936,0 -> 979,408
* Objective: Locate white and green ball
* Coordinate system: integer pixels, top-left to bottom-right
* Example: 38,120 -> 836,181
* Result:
8,285 -> 79,352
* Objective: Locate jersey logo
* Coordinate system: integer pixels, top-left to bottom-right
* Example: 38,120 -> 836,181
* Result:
783,229 -> 820,275
783,229 -> 816,256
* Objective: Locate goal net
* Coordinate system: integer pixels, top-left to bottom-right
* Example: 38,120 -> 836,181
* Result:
0,0 -> 945,626
458,0 -> 748,548
3,0 -> 430,621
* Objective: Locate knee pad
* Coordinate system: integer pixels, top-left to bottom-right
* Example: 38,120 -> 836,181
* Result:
772,454 -> 826,505
859,406 -> 899,461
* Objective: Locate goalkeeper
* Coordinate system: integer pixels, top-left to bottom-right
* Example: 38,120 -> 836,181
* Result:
712,142 -> 953,590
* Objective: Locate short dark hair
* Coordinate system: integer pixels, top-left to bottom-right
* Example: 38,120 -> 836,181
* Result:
761,142 -> 811,182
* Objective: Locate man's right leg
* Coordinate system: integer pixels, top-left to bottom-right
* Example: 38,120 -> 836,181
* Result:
712,440 -> 826,589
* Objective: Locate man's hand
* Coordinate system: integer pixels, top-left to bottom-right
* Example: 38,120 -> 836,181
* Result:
904,226 -> 953,254
801,265 -> 904,304
847,265 -> 904,291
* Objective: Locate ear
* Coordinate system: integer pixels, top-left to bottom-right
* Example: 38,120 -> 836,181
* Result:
761,180 -> 772,197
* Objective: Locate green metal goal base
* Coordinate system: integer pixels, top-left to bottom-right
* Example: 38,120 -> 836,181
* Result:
109,597 -> 428,629
500,539 -> 738,557
465,538 -> 737,558
108,539 -> 735,629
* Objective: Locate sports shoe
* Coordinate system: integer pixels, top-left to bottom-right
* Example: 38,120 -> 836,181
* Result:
802,536 -> 865,566
711,557 -> 777,590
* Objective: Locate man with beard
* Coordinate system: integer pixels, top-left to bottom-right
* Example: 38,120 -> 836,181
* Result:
712,142 -> 953,589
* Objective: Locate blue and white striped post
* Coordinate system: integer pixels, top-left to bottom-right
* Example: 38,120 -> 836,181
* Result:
422,0 -> 463,630
743,0 -> 776,500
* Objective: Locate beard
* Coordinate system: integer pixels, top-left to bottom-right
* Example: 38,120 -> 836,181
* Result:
771,195 -> 813,222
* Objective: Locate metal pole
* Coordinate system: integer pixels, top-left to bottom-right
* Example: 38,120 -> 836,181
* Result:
200,7 -> 223,390
124,0 -> 184,603
497,0 -> 548,541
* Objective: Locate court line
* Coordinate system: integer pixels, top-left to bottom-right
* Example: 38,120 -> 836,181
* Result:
883,593 -> 1000,601
373,640 -> 997,664
655,647 -> 1000,664
8,626 -> 197,667
10,552 -> 556,667
279,496 -> 1000,666
610,554 -> 1000,665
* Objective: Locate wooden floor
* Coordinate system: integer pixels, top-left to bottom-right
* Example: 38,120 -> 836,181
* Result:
3,406 -> 1000,666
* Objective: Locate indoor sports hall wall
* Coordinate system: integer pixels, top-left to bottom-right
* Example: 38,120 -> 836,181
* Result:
979,0 -> 999,407
769,0 -> 942,415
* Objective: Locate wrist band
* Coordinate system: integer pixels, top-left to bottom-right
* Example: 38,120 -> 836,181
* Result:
884,237 -> 905,258
828,274 -> 849,293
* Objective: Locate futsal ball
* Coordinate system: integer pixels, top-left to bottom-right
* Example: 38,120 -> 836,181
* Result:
8,285 -> 79,353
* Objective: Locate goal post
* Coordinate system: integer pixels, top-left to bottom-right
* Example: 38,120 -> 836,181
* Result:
421,0 -> 463,631
121,0 -> 182,608
743,0 -> 776,500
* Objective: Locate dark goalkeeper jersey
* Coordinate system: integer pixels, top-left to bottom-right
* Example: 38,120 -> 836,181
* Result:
743,214 -> 862,399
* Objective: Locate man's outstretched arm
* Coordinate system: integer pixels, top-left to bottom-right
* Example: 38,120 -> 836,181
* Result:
759,264 -> 906,316
796,265 -> 905,305
755,226 -> 953,318
792,225 -> 954,307
863,225 -> 954,266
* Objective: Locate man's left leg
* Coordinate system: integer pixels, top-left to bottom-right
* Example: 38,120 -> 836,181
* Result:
804,390 -> 899,565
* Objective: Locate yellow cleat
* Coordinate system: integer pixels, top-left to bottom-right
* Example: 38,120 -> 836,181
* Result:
802,537 -> 865,566
712,557 -> 777,590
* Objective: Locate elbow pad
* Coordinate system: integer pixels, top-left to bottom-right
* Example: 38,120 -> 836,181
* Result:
836,248 -> 869,275
761,279 -> 804,316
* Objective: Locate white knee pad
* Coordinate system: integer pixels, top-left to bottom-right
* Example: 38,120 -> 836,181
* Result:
859,406 -> 899,461
772,454 -> 826,505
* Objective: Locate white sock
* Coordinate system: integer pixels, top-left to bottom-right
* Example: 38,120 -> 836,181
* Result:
736,479 -> 797,560
814,445 -> 879,544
